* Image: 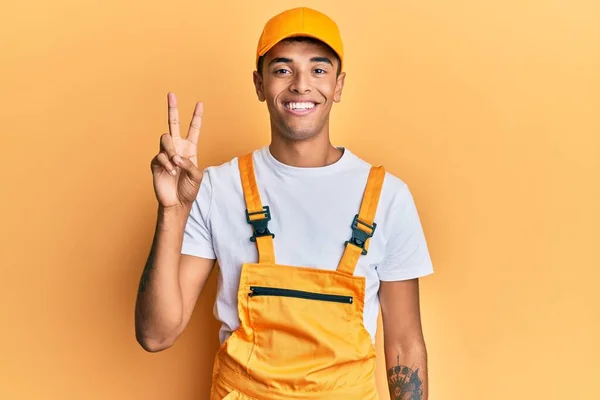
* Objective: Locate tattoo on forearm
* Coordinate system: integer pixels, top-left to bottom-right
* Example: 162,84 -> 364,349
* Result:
387,355 -> 423,400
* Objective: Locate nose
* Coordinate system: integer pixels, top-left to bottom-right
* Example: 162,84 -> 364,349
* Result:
289,71 -> 311,94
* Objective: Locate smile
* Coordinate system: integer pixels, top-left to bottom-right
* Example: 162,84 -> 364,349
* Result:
283,102 -> 317,115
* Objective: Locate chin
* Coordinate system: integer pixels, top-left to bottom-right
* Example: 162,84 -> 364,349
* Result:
281,127 -> 320,141
270,113 -> 325,141
281,119 -> 325,140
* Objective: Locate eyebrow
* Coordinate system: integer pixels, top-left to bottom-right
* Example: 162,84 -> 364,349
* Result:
268,56 -> 333,67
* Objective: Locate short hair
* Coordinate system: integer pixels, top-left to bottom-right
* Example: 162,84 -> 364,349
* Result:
257,36 -> 342,76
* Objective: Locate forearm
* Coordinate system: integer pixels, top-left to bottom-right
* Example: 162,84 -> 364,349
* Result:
134,204 -> 190,351
384,341 -> 428,400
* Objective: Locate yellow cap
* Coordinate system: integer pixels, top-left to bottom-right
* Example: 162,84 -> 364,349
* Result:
256,7 -> 344,71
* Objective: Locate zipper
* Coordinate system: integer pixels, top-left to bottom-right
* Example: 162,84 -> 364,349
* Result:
249,286 -> 353,304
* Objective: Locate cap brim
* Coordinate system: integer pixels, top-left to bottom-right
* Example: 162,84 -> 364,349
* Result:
256,32 -> 343,70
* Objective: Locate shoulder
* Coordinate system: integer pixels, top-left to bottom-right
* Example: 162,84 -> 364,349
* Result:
344,149 -> 418,234
381,171 -> 410,205
344,148 -> 410,199
200,147 -> 264,187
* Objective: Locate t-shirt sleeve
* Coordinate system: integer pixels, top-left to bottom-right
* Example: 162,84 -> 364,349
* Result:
181,168 -> 216,259
377,182 -> 434,281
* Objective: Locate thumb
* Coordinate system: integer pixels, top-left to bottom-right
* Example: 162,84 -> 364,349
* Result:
173,155 -> 201,181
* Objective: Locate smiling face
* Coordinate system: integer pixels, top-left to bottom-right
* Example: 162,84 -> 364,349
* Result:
253,37 -> 346,142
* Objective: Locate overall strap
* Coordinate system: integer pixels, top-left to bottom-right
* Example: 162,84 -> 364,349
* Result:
337,165 -> 386,276
238,153 -> 276,264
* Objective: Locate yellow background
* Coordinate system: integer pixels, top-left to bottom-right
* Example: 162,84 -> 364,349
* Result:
1,0 -> 599,399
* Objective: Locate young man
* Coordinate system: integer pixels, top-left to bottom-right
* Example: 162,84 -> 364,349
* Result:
135,7 -> 433,400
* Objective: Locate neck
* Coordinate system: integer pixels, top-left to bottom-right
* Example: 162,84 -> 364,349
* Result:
269,133 -> 343,168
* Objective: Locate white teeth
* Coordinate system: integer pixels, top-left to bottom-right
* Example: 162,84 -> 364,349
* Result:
285,102 -> 315,110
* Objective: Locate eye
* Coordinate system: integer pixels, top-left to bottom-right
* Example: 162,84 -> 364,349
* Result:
314,68 -> 326,74
274,68 -> 291,74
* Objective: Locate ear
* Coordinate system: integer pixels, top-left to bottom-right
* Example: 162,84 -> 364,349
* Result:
333,71 -> 346,103
253,71 -> 266,102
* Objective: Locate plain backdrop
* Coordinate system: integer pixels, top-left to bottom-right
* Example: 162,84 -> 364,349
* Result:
1,0 -> 599,399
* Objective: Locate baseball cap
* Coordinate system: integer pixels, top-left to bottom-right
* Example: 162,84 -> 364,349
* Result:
256,7 -> 344,72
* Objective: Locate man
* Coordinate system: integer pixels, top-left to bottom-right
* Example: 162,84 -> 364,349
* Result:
135,7 -> 433,400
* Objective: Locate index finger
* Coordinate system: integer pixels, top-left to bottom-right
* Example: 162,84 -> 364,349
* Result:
167,92 -> 181,138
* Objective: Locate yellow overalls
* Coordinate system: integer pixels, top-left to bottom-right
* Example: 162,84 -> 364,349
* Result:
209,153 -> 386,400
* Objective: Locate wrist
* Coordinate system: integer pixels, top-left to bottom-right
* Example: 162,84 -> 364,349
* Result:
157,203 -> 192,227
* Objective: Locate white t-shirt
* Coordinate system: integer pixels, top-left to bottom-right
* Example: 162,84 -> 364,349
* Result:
181,146 -> 434,344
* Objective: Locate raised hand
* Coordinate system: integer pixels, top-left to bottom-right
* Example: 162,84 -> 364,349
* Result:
150,92 -> 204,209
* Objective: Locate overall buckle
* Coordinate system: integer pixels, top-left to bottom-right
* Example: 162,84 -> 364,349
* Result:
345,214 -> 377,255
246,206 -> 275,242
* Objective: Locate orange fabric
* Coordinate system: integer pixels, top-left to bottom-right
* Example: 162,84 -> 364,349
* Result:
337,166 -> 385,276
255,7 -> 344,71
210,154 -> 385,399
238,153 -> 276,265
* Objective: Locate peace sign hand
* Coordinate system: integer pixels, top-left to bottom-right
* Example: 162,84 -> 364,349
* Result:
150,93 -> 204,209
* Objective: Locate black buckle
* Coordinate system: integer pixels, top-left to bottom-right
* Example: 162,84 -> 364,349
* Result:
345,214 -> 377,255
246,206 -> 275,242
